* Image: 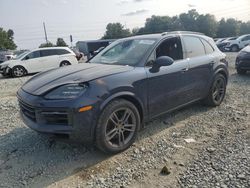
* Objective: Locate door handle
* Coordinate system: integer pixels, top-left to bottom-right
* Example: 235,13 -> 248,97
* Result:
181,68 -> 189,73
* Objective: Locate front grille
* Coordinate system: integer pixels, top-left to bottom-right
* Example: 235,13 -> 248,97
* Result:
41,111 -> 69,125
19,100 -> 36,122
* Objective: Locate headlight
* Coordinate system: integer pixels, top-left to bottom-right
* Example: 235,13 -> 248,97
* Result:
44,83 -> 88,99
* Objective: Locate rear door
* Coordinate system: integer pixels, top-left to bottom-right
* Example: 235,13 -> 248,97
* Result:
181,35 -> 214,99
40,49 -> 59,70
57,49 -> 76,64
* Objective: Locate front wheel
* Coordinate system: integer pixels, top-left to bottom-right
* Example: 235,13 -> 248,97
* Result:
95,99 -> 140,154
12,66 -> 26,77
203,74 -> 226,107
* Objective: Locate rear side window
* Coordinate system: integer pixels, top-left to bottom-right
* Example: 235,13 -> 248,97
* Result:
56,49 -> 70,55
182,36 -> 206,58
40,49 -> 57,57
201,39 -> 214,54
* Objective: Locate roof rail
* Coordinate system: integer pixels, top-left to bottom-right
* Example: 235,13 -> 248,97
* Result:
161,31 -> 205,36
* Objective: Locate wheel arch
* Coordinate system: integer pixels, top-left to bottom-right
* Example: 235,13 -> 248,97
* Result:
230,44 -> 239,51
60,60 -> 71,66
214,68 -> 228,83
99,91 -> 145,127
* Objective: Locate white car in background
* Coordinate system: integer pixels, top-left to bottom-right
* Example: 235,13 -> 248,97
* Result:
0,47 -> 78,77
224,34 -> 250,52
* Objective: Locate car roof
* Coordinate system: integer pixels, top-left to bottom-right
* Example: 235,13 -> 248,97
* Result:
119,31 -> 208,41
33,47 -> 71,51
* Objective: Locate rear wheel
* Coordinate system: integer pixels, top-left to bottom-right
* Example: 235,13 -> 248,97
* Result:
60,61 -> 71,67
237,68 -> 246,75
96,99 -> 140,154
203,74 -> 226,107
12,66 -> 26,77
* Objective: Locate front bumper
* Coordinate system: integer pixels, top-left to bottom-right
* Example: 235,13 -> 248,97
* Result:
17,88 -> 99,143
236,55 -> 250,70
217,43 -> 227,52
0,66 -> 11,76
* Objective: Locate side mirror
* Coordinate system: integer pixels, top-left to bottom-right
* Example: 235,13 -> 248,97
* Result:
150,56 -> 174,73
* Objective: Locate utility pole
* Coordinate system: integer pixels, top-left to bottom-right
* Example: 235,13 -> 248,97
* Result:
43,22 -> 48,43
70,35 -> 73,48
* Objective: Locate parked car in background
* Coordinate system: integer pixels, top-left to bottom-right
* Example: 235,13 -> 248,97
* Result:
0,47 -> 78,77
224,34 -> 250,52
17,31 -> 228,154
235,45 -> 250,74
215,38 -> 226,44
0,51 -> 14,63
76,39 -> 115,60
216,37 -> 237,52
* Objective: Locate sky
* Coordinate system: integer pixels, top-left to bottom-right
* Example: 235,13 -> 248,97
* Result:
0,0 -> 250,49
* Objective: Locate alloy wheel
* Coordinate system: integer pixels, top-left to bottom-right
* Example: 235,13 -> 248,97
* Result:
13,67 -> 25,77
212,77 -> 225,103
105,107 -> 136,148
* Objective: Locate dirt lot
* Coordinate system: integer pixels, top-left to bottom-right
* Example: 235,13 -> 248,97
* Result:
0,53 -> 249,188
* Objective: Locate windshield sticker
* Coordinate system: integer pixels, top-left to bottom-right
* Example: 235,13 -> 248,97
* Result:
139,40 -> 155,45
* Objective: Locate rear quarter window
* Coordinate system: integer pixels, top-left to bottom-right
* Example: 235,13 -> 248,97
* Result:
201,38 -> 214,54
56,49 -> 71,55
182,36 -> 206,58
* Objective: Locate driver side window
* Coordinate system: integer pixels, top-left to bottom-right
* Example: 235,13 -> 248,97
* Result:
24,51 -> 40,60
156,37 -> 183,60
146,37 -> 183,66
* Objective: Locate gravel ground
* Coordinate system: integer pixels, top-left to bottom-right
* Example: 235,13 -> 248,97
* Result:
0,53 -> 249,188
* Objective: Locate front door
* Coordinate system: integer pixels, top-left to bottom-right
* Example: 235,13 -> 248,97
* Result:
240,35 -> 250,48
22,50 -> 43,73
146,37 -> 190,118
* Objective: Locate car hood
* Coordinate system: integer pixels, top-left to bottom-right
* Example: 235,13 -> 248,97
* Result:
242,45 -> 250,53
0,59 -> 18,67
22,63 -> 134,95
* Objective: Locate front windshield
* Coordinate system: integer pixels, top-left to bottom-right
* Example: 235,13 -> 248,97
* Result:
14,50 -> 30,60
90,39 -> 156,66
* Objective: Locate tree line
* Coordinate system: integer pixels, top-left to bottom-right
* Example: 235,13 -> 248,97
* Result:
1,9 -> 250,50
38,38 -> 68,48
0,28 -> 17,50
102,9 -> 250,39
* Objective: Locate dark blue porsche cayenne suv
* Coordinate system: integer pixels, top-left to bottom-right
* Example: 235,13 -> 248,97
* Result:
17,31 -> 228,153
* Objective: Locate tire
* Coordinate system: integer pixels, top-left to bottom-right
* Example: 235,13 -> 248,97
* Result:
237,68 -> 246,75
60,61 -> 71,67
231,45 -> 239,52
96,99 -> 140,154
11,66 -> 26,77
203,74 -> 226,107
